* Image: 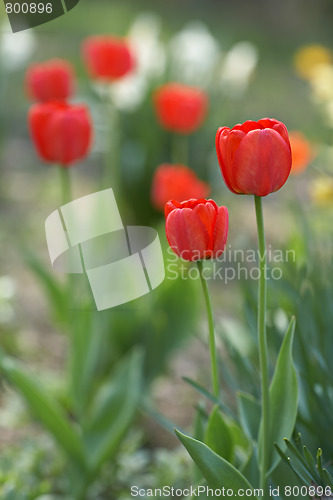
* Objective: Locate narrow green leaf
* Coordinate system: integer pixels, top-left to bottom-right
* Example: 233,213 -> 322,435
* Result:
175,430 -> 258,498
317,448 -> 325,485
193,401 -> 207,442
260,317 -> 298,473
143,401 -> 179,436
286,458 -> 311,485
274,443 -> 289,465
204,406 -> 233,462
182,377 -> 237,420
323,468 -> 333,489
237,392 -> 261,442
283,439 -> 317,483
294,433 -> 303,454
69,309 -> 105,415
274,443 -> 312,485
284,439 -> 308,470
84,349 -> 143,474
241,447 -> 259,487
303,446 -> 318,480
0,350 -> 85,467
25,253 -> 67,324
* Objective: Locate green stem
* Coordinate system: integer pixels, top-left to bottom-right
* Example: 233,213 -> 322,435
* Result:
254,195 -> 270,497
197,260 -> 219,399
59,165 -> 71,206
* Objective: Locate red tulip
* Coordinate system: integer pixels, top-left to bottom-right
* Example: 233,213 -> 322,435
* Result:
165,199 -> 228,262
215,118 -> 292,197
28,101 -> 92,167
152,164 -> 210,211
154,83 -> 208,134
25,59 -> 75,102
82,36 -> 135,81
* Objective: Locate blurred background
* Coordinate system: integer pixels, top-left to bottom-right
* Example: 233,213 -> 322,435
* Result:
1,0 -> 333,498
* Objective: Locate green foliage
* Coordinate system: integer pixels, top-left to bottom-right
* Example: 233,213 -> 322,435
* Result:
204,406 -> 233,462
83,349 -> 143,475
259,317 -> 298,473
237,392 -> 261,442
0,348 -> 86,468
176,430 -> 258,497
0,348 -> 143,498
177,316 -> 298,491
275,434 -> 333,492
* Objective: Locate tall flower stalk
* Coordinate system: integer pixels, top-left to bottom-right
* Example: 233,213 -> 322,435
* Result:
215,118 -> 293,496
197,260 -> 219,398
254,195 -> 270,495
59,165 -> 71,206
165,199 -> 228,398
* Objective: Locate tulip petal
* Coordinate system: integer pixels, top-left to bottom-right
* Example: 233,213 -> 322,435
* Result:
165,208 -> 209,261
28,104 -> 55,162
216,128 -> 245,194
233,120 -> 264,133
213,206 -> 229,257
258,118 -> 291,147
233,129 -> 292,196
165,200 -> 181,217
257,118 -> 280,129
47,107 -> 92,165
193,201 -> 217,248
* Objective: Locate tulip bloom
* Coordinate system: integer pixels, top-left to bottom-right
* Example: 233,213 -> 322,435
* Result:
25,59 -> 75,102
165,199 -> 228,262
289,131 -> 312,175
154,83 -> 208,134
82,36 -> 135,81
28,101 -> 92,166
151,164 -> 210,211
215,118 -> 292,197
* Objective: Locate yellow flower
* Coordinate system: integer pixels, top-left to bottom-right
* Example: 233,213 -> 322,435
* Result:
309,64 -> 333,103
311,177 -> 333,205
294,44 -> 332,80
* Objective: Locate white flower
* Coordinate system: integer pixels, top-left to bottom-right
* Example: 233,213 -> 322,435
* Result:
0,17 -> 36,71
128,12 -> 166,80
168,21 -> 220,87
110,73 -> 147,112
106,12 -> 165,112
219,41 -> 259,98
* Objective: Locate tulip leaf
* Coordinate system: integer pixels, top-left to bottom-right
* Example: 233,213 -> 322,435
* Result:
0,349 -> 85,467
237,392 -> 261,442
241,447 -> 259,487
175,430 -> 258,498
259,317 -> 298,474
83,349 -> 143,474
182,376 -> 236,419
204,405 -> 233,462
25,252 -> 67,324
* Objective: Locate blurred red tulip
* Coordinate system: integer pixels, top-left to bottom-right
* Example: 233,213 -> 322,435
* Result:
152,164 -> 210,211
216,118 -> 292,196
82,36 -> 135,81
28,101 -> 92,166
25,59 -> 75,102
289,131 -> 312,175
165,198 -> 228,262
154,83 -> 208,134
